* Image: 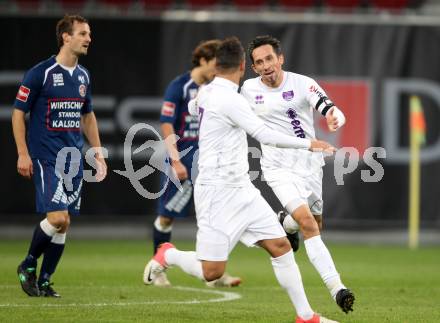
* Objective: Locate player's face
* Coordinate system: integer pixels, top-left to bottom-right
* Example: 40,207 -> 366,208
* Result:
201,58 -> 217,83
251,44 -> 284,88
67,22 -> 91,57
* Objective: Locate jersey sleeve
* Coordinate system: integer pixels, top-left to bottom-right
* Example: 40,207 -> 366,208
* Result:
225,94 -> 265,134
13,68 -> 43,113
159,80 -> 182,124
305,77 -> 334,117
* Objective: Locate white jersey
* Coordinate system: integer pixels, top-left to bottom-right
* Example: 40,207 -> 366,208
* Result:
191,77 -> 260,186
241,71 -> 331,176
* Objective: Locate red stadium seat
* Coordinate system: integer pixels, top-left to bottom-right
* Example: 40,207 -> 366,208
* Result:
58,0 -> 87,10
323,0 -> 361,9
98,0 -> 133,10
14,0 -> 42,11
232,0 -> 266,9
185,0 -> 220,8
142,0 -> 173,9
278,0 -> 315,9
371,0 -> 408,10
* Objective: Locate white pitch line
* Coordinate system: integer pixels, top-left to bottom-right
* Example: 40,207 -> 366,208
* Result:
0,286 -> 241,308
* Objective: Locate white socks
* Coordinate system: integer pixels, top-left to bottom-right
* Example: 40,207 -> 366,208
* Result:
304,235 -> 346,299
271,250 -> 314,320
154,217 -> 172,233
40,219 -> 58,237
164,249 -> 204,280
51,232 -> 66,244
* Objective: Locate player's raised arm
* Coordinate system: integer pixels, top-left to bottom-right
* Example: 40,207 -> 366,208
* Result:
12,108 -> 33,179
307,79 -> 346,132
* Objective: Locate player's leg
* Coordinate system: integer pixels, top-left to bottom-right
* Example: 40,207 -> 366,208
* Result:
145,185 -> 244,285
152,215 -> 174,253
38,210 -> 70,297
18,159 -> 60,296
17,214 -> 59,297
38,160 -> 82,297
258,237 -> 318,321
291,204 -> 353,313
147,177 -> 193,286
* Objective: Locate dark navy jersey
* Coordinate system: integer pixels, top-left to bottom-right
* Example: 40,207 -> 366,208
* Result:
14,56 -> 93,161
160,72 -> 199,155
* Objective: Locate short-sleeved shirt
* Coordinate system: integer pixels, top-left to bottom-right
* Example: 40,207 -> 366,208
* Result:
190,77 -> 267,187
14,56 -> 93,162
241,71 -> 327,175
159,72 -> 199,159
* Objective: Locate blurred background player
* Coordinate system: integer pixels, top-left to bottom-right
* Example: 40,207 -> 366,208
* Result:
144,39 -> 241,287
144,36 -> 339,323
12,15 -> 107,297
241,35 -> 354,314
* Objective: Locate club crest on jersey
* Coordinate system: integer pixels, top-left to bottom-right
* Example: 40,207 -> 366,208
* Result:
282,90 -> 294,101
78,75 -> 85,84
161,101 -> 176,117
255,95 -> 264,104
79,84 -> 87,97
16,85 -> 30,102
52,73 -> 64,87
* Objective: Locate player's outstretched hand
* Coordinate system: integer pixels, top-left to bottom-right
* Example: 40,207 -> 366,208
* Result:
171,160 -> 188,180
310,140 -> 337,154
326,106 -> 346,132
95,157 -> 107,182
17,153 -> 33,179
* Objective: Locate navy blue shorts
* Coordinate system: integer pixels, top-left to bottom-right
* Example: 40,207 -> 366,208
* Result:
156,161 -> 195,219
32,158 -> 83,216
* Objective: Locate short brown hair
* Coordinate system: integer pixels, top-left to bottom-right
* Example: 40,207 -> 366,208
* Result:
215,37 -> 245,73
248,35 -> 282,64
191,39 -> 221,68
56,15 -> 89,48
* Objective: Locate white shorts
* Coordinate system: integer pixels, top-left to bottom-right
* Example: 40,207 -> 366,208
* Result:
263,168 -> 323,216
194,182 -> 285,261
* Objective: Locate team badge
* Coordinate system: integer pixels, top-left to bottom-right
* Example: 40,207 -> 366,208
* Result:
161,101 -> 176,117
282,90 -> 294,101
16,85 -> 30,102
79,84 -> 87,97
255,95 -> 264,104
53,73 -> 64,87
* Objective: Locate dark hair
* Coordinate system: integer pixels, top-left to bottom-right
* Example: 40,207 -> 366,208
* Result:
56,15 -> 89,48
215,37 -> 245,72
191,39 -> 221,68
248,35 -> 282,64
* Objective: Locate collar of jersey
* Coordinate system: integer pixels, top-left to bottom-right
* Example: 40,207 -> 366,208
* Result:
212,76 -> 239,92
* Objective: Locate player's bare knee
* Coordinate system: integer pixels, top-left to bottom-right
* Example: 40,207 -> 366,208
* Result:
159,215 -> 174,228
47,212 -> 69,231
298,216 -> 320,238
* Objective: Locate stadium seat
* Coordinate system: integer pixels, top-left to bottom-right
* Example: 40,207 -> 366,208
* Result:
98,0 -> 133,11
14,0 -> 42,11
142,0 -> 174,10
323,0 -> 361,9
277,0 -> 315,9
185,0 -> 220,9
58,0 -> 87,10
232,0 -> 266,9
371,0 -> 408,10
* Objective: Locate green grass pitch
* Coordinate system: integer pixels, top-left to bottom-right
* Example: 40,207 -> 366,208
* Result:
1,240 -> 439,322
